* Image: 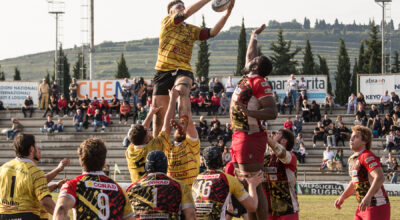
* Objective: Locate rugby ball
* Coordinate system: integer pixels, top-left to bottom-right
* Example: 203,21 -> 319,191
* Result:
212,0 -> 231,12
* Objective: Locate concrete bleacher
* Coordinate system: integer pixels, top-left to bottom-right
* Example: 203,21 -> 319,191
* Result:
0,107 -> 389,183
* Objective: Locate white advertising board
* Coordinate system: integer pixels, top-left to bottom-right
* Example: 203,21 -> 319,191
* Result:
0,81 -> 39,107
359,74 -> 400,104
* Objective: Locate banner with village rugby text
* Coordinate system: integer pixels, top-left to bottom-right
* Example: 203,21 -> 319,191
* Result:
359,74 -> 400,104
0,81 -> 39,107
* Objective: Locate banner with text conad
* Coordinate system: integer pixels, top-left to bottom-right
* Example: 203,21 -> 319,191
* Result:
359,74 -> 400,104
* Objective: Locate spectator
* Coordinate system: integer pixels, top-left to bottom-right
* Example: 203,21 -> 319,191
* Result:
385,131 -> 395,153
390,105 -> 400,118
310,100 -> 321,122
101,109 -> 111,132
356,92 -> 367,110
393,114 -> 400,130
324,93 -> 334,114
197,94 -> 205,113
273,92 -> 281,113
390,91 -> 400,111
313,121 -> 326,148
320,146 -> 334,171
51,80 -> 60,99
283,117 -> 293,131
123,124 -> 134,148
389,159 -> 399,184
211,92 -> 220,115
132,103 -> 141,123
347,93 -> 357,114
210,116 -> 221,129
219,92 -> 230,115
67,96 -> 76,116
84,103 -> 96,129
223,123 -> 233,143
74,97 -> 82,112
393,130 -> 400,154
296,91 -> 308,114
43,95 -> 58,117
21,95 -> 34,118
147,79 -> 153,97
41,115 -> 55,133
368,105 -> 379,127
371,114 -> 383,138
190,81 -> 200,97
39,78 -> 50,110
333,148 -> 344,172
91,96 -> 100,109
208,123 -> 223,143
335,115 -> 343,128
137,106 -> 147,124
356,104 -> 368,126
73,109 -> 84,131
383,113 -> 393,136
119,101 -> 131,125
287,74 -> 298,105
5,118 -> 23,140
325,123 -> 337,147
109,94 -> 120,117
204,94 -> 212,116
122,78 -> 131,100
225,76 -> 235,99
199,116 -> 208,139
293,133 -> 304,161
100,97 -> 110,113
222,147 -> 231,165
57,94 -> 68,117
190,93 -> 199,115
55,119 -> 64,133
69,78 -> 78,98
380,90 -> 391,113
354,115 -> 362,126
199,76 -> 209,97
0,99 -> 4,110
93,109 -> 102,132
213,78 -> 224,95
81,95 -> 91,114
293,115 -> 303,136
281,91 -> 293,114
300,99 -> 311,122
298,77 -> 307,95
298,143 -> 307,164
337,122 -> 351,146
208,77 -> 215,94
322,114 -> 333,128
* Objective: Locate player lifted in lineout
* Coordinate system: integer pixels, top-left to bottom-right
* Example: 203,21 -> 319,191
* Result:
152,0 -> 235,138
229,24 -> 278,220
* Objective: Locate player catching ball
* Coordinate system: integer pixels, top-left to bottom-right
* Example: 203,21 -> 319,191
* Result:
334,125 -> 390,220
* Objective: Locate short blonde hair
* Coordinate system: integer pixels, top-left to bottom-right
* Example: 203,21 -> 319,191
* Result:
352,125 -> 372,150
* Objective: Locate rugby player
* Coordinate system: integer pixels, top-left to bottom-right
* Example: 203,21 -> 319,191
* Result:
53,138 -> 134,220
230,24 -> 277,220
334,125 -> 390,220
0,133 -> 55,220
126,150 -> 195,219
152,0 -> 235,138
192,146 -> 263,219
264,129 -> 299,220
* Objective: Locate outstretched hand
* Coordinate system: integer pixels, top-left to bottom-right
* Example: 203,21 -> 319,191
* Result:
149,105 -> 162,114
245,171 -> 264,186
226,0 -> 235,15
253,24 -> 266,35
169,86 -> 181,100
57,158 -> 70,172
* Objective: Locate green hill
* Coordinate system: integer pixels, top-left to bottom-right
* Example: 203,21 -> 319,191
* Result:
1,26 -> 399,80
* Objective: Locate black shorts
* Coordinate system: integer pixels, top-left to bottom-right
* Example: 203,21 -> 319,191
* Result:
153,69 -> 194,96
0,213 -> 40,220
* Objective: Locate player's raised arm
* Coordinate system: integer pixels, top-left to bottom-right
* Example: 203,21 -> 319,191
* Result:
161,87 -> 180,135
267,135 -> 291,163
209,0 -> 235,37
182,0 -> 211,20
53,196 -> 75,220
142,105 -> 161,129
246,24 -> 266,64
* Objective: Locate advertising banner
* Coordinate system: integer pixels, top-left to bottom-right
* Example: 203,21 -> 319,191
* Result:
297,182 -> 400,196
0,81 -> 39,107
359,75 -> 395,104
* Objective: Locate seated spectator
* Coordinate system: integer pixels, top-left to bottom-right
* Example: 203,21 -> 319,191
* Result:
0,100 -> 4,110
337,122 -> 350,146
335,115 -> 343,128
298,143 -> 307,164
385,131 -> 396,152
393,130 -> 400,154
41,115 -> 55,133
354,115 -> 362,126
390,105 -> 400,118
57,94 -> 68,117
310,100 -> 321,122
392,114 -> 400,130
333,148 -> 344,172
55,119 -> 64,133
390,91 -> 400,112
123,124 -> 134,148
119,101 -> 131,125
204,94 -> 212,116
132,103 -> 141,123
210,116 -> 221,129
21,95 -> 34,118
356,104 -> 368,126
109,94 -> 120,117
382,113 -> 393,135
219,92 -> 229,115
93,109 -> 102,132
283,117 -> 293,131
320,146 -> 334,171
73,109 -> 84,131
325,123 -> 337,147
389,159 -> 399,184
136,106 -> 147,124
273,92 -> 281,113
101,109 -> 111,132
199,116 -> 208,139
74,97 -> 82,112
43,95 -> 58,117
356,92 -> 367,110
293,115 -> 303,136
67,96 -> 76,116
300,100 -> 311,122
84,103 -> 97,129
347,93 -> 357,114
222,147 -> 231,165
380,90 -> 391,114
5,118 -> 23,141
367,105 -> 379,127
208,123 -> 223,143
281,91 -> 293,114
324,93 -> 334,114
293,133 -> 304,162
322,114 -> 332,128
82,94 -> 91,109
372,114 -> 383,138
296,91 -> 308,114
100,97 -> 110,113
213,77 -> 224,96
92,96 -> 100,109
190,93 -> 199,115
223,123 -> 233,143
313,121 -> 326,148
197,94 -> 206,113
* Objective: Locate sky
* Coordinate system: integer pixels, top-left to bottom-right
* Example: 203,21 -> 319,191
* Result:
1,0 -> 399,60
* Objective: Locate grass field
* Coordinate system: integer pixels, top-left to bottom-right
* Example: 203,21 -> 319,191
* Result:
49,193 -> 400,220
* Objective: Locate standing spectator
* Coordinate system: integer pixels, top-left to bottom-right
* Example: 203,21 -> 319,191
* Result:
21,95 -> 34,118
324,92 -> 334,114
197,94 -> 205,113
136,106 -> 147,124
283,117 -> 293,131
5,118 -> 23,140
43,95 -> 58,117
273,92 -> 281,113
41,115 -> 55,133
39,78 -> 50,109
371,114 -> 383,138
67,96 -> 76,116
190,81 -> 200,97
287,74 -> 298,105
333,148 -> 344,172
380,90 -> 391,114
122,78 -> 131,100
199,76 -> 209,97
347,93 -> 357,114
51,80 -> 60,99
119,101 -> 131,125
219,92 -> 230,115
100,97 -> 110,113
296,91 -> 308,114
313,121 -> 326,148
109,94 -> 120,117
199,116 -> 208,140
298,77 -> 307,95
225,76 -> 235,99
57,94 -> 68,117
337,122 -> 351,146
326,123 -> 337,147
73,109 -> 84,131
69,78 -> 78,98
293,115 -> 303,136
55,119 -> 64,133
208,77 -> 215,94
322,114 -> 333,128
320,146 -> 334,171
93,109 -> 102,132
300,99 -> 311,122
390,91 -> 400,111
310,100 -> 321,122
382,113 -> 393,136
204,94 -> 212,116
281,91 -> 293,114
101,109 -> 111,132
211,92 -> 220,115
190,93 -> 199,115
213,78 -> 224,96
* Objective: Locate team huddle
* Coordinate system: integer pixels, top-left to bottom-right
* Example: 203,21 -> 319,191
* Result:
0,0 -> 392,219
